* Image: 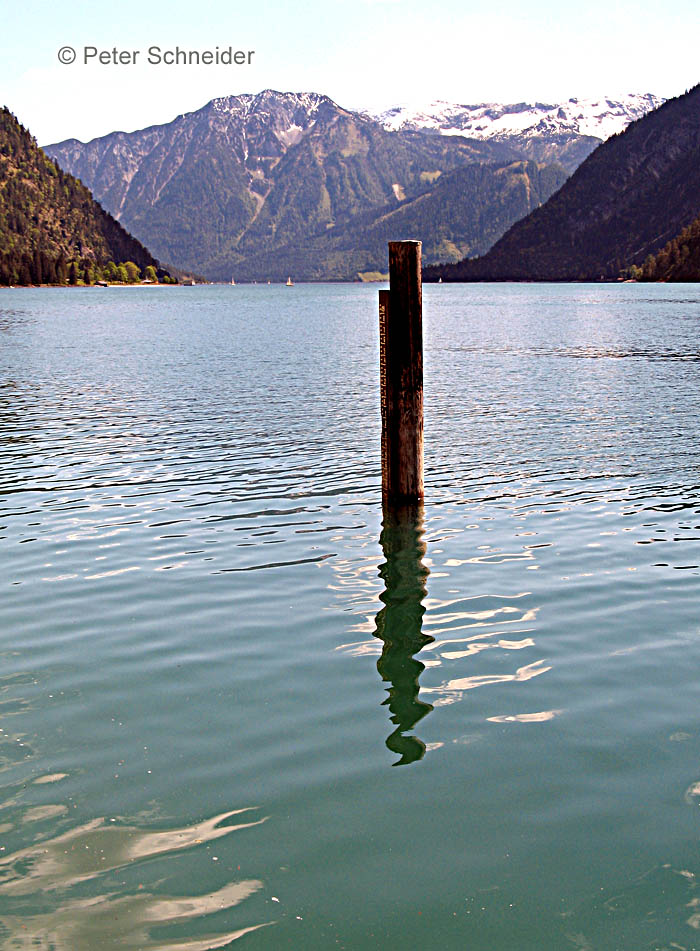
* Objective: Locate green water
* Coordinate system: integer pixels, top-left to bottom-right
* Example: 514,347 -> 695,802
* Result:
2,283 -> 700,949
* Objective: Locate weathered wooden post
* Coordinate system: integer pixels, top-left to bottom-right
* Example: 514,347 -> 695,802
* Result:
379,240 -> 424,503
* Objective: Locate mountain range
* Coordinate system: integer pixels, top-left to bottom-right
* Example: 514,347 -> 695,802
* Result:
424,84 -> 700,282
45,90 -> 660,282
367,94 -> 663,170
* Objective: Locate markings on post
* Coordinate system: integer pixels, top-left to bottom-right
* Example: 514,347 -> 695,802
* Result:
379,290 -> 389,491
379,297 -> 387,420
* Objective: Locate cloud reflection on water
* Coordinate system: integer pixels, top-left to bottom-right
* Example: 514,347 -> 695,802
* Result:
0,808 -> 272,949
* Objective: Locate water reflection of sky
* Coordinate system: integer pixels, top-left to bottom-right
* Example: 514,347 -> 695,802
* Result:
0,809 -> 271,948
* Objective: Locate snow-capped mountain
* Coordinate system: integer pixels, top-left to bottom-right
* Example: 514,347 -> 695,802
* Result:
47,91 -> 342,219
368,94 -> 664,142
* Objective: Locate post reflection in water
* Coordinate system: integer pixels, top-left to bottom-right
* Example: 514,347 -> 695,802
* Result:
374,503 -> 434,766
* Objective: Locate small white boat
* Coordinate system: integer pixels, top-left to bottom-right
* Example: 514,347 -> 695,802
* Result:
286,276 -> 294,286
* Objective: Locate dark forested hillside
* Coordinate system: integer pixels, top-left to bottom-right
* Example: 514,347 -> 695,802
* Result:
629,213 -> 700,282
0,108 -> 161,285
425,85 -> 700,283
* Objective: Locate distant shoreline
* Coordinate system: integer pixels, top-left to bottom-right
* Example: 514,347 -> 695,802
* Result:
0,282 -> 179,289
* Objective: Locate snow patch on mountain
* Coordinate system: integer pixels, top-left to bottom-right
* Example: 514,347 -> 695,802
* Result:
368,94 -> 664,142
208,90 -> 329,118
200,91 -> 332,150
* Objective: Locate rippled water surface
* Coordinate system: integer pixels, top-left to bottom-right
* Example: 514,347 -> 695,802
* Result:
2,282 -> 700,949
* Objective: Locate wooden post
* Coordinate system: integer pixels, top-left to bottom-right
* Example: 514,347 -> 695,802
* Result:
379,240 -> 424,503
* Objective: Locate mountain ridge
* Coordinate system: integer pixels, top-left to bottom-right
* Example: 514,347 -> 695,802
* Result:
368,94 -> 663,142
367,94 -> 663,173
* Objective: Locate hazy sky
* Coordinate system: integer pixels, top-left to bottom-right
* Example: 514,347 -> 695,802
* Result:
2,0 -> 698,145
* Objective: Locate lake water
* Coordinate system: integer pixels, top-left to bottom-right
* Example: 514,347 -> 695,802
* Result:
2,282 -> 700,949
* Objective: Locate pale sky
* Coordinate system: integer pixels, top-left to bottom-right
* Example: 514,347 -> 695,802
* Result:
2,0 -> 698,145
